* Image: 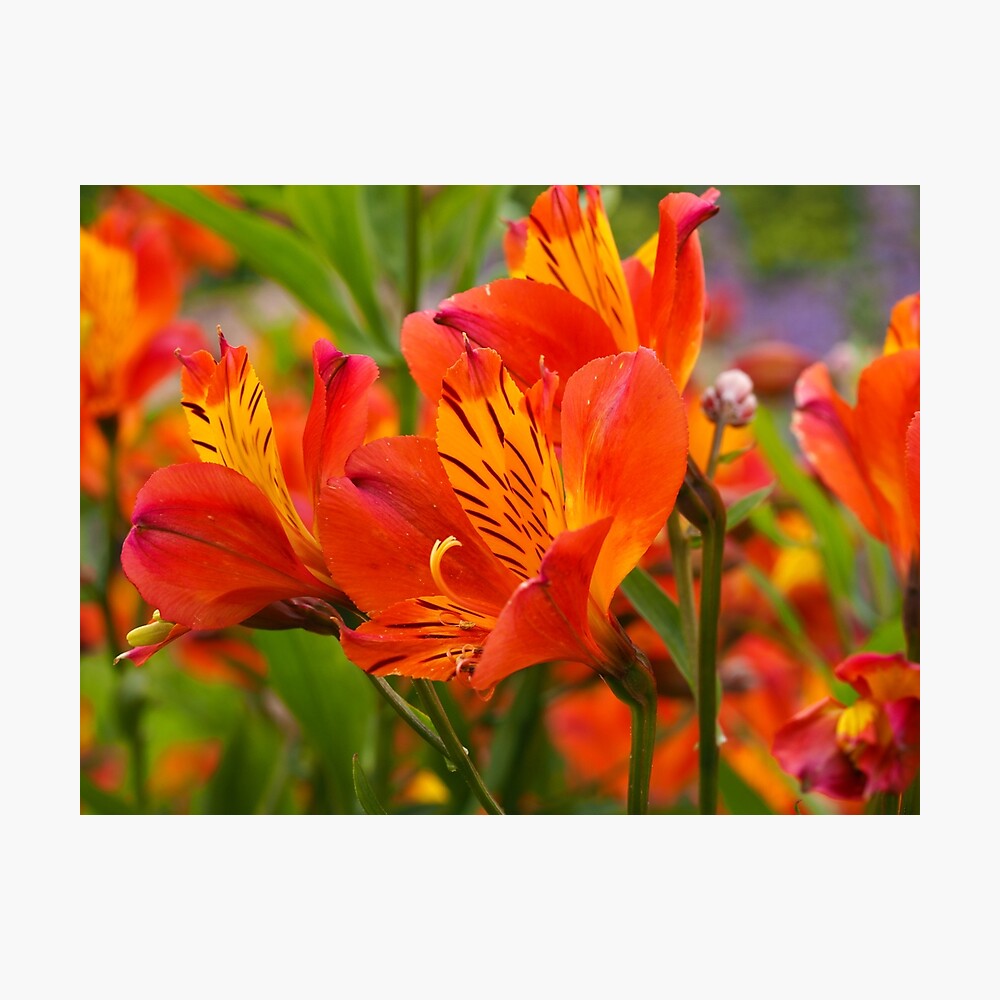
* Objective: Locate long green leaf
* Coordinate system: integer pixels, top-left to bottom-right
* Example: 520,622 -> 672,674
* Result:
352,754 -> 388,814
256,630 -> 376,814
138,185 -> 393,361
284,186 -> 393,350
725,484 -> 775,531
621,566 -> 693,694
718,757 -> 775,815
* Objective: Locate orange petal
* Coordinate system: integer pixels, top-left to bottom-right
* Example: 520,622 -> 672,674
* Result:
647,190 -> 720,391
317,436 -> 516,615
854,350 -> 920,577
435,347 -> 566,584
883,292 -> 920,354
792,361 -> 882,541
906,411 -> 920,555
179,331 -> 327,580
515,185 -> 638,350
122,463 -> 342,630
340,597 -> 495,682
560,348 -> 688,611
472,519 -> 615,691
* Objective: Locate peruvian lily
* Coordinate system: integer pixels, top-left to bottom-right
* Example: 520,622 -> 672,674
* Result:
772,652 -> 919,800
401,184 -> 719,419
317,343 -> 688,697
119,331 -> 378,657
792,293 -> 920,583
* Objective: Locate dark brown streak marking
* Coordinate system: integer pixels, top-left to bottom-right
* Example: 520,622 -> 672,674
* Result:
249,384 -> 263,424
504,512 -> 526,535
481,460 -> 507,490
466,509 -> 503,527
416,599 -> 447,611
385,621 -> 444,629
239,379 -> 246,404
552,189 -> 601,307
507,441 -> 535,482
440,452 -> 489,490
503,494 -> 520,518
263,427 -> 273,454
546,262 -> 571,292
192,440 -> 218,453
420,651 -> 453,664
528,425 -> 544,464
367,654 -> 408,674
239,354 -> 249,380
480,527 -> 527,554
604,271 -> 623,305
498,372 -> 516,414
509,484 -> 532,509
485,400 -> 505,443
182,402 -> 211,424
454,488 -> 488,509
443,396 -> 482,446
510,469 -> 533,497
528,212 -> 552,244
441,379 -> 463,404
539,239 -> 559,267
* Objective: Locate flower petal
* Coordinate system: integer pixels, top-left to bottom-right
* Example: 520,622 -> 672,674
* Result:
435,347 -> 566,583
413,279 -> 620,408
302,341 -> 379,509
513,185 -> 638,350
883,292 -> 920,354
560,348 -> 688,611
122,463 -> 341,630
472,519 -> 615,691
340,597 -> 494,682
178,331 -> 327,579
317,436 -> 516,615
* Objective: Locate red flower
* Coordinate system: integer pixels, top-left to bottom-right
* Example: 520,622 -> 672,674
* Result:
772,652 -> 919,799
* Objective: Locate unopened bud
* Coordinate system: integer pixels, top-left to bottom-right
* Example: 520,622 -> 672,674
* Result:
701,369 -> 758,427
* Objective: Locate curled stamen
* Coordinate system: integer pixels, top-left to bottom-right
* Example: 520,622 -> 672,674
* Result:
430,535 -> 463,596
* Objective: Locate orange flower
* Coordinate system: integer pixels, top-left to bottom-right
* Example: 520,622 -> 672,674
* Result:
792,294 -> 920,580
319,345 -> 688,693
401,185 -> 719,417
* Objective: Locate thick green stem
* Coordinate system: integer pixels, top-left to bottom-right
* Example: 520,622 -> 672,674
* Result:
604,656 -> 658,815
412,679 -> 504,815
364,674 -> 448,758
705,417 -> 727,481
677,458 -> 727,815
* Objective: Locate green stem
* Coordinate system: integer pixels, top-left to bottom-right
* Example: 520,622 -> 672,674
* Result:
604,656 -> 658,815
904,555 -> 920,663
412,679 -> 504,815
667,508 -> 698,676
405,185 -> 421,315
677,458 -> 727,815
705,417 -> 727,481
364,674 -> 448,758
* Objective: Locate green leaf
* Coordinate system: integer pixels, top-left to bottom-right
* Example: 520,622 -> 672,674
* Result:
718,757 -> 775,815
137,185 -> 393,361
725,484 -> 775,531
621,567 -> 693,694
256,630 -> 376,814
752,405 -> 856,601
283,186 -> 393,350
203,713 -> 285,815
352,754 -> 388,814
717,444 -> 755,465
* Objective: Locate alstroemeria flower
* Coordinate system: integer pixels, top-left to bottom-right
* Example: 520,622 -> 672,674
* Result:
401,185 -> 719,418
318,344 -> 688,693
772,652 -> 920,800
792,294 -> 920,580
121,331 -> 377,640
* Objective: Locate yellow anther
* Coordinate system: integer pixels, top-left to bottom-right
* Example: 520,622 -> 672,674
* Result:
429,535 -> 463,595
125,610 -> 174,648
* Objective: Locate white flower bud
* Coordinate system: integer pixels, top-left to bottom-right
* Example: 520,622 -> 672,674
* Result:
701,369 -> 758,427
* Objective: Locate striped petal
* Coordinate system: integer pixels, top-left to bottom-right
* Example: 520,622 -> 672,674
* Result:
121,463 -> 342,630
560,348 -> 688,611
317,436 -> 516,616
178,331 -> 328,581
435,346 -> 566,584
512,185 -> 638,350
340,597 -> 495,682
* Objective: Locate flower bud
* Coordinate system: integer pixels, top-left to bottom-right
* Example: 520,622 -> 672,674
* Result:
700,369 -> 758,427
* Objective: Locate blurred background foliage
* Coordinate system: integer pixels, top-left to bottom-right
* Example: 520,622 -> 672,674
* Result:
80,184 -> 918,815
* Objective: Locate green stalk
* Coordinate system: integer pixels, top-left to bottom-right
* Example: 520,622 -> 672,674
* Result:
603,655 -> 658,815
677,459 -> 727,815
904,555 -> 920,663
667,509 -> 698,675
412,679 -> 504,815
364,674 -> 448,758
705,416 -> 727,481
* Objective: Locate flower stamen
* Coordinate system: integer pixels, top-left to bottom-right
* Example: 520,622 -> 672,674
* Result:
429,535 -> 463,597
